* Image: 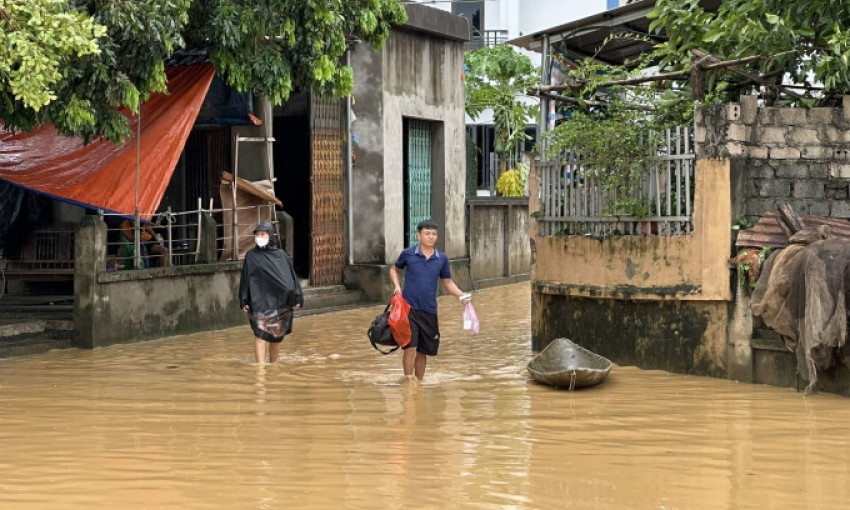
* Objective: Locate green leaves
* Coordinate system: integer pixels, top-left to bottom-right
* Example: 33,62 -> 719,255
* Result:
0,0 -> 105,111
2,0 -> 406,143
464,44 -> 539,166
650,0 -> 850,98
188,0 -> 407,103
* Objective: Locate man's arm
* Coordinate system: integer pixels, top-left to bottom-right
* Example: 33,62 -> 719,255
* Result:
441,278 -> 465,299
389,264 -> 402,294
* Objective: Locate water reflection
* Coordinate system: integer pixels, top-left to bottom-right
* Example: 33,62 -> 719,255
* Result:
1,283 -> 850,509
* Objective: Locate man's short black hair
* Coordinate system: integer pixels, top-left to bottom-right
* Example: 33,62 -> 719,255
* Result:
416,220 -> 439,232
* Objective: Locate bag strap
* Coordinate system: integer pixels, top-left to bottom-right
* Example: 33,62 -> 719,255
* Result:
371,342 -> 399,355
370,302 -> 399,355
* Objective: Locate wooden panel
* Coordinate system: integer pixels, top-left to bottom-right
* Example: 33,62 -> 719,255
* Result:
309,95 -> 345,287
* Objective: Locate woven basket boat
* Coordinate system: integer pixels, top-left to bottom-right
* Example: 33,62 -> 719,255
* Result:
527,338 -> 612,390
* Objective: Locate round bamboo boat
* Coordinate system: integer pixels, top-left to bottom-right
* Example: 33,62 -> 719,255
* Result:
527,338 -> 612,389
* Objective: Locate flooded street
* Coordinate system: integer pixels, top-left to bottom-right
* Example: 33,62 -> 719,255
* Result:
2,282 -> 850,509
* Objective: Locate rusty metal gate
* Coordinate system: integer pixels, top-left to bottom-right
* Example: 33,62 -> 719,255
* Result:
309,95 -> 346,286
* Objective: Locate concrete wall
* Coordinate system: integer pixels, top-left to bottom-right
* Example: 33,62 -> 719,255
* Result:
350,10 -> 468,266
468,197 -> 530,282
346,5 -> 469,296
74,216 -> 244,349
382,29 -> 467,261
529,158 -> 735,375
530,159 -> 733,301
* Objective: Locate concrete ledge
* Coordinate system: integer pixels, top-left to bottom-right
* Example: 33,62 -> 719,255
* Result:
402,3 -> 470,42
98,261 -> 242,283
0,320 -> 46,338
473,274 -> 529,290
534,280 -> 703,301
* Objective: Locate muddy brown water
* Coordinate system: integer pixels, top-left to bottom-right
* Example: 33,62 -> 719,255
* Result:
1,283 -> 849,509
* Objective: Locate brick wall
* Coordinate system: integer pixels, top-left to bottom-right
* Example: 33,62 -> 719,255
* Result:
696,96 -> 850,222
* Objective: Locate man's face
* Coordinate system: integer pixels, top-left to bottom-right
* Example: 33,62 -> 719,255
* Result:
417,228 -> 438,247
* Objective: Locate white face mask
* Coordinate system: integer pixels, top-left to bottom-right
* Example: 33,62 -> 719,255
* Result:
255,236 -> 269,247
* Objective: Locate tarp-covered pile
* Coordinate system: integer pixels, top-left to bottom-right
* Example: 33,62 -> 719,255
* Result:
750,225 -> 850,393
0,64 -> 215,219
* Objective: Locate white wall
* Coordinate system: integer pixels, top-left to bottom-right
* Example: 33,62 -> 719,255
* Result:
409,0 -> 616,38
515,0 -> 609,37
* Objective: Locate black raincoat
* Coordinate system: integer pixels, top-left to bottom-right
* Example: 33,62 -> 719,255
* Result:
239,222 -> 303,341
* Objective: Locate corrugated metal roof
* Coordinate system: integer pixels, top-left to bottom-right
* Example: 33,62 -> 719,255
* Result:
736,211 -> 850,249
509,0 -> 721,66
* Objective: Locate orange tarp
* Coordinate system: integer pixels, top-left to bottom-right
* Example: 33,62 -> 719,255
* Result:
0,64 -> 215,218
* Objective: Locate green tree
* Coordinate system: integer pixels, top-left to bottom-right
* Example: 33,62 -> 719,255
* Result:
465,44 -> 538,174
648,0 -> 850,102
1,0 -> 407,144
186,0 -> 407,105
0,0 -> 105,112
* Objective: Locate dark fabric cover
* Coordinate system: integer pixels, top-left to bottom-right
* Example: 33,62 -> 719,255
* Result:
750,226 -> 850,392
239,223 -> 303,315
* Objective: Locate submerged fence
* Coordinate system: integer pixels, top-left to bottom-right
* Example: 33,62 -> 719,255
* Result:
537,126 -> 695,236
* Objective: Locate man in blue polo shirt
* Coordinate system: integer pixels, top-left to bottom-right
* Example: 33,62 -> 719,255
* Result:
389,219 -> 471,380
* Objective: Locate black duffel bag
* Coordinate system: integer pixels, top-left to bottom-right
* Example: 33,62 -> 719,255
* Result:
367,302 -> 399,354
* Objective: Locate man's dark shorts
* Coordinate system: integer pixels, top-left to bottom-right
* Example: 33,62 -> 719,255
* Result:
404,309 -> 441,356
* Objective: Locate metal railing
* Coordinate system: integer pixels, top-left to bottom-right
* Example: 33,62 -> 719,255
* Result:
536,126 -> 695,236
464,29 -> 509,52
103,201 -> 277,271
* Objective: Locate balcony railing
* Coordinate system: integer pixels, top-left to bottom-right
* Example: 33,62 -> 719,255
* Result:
464,29 -> 509,51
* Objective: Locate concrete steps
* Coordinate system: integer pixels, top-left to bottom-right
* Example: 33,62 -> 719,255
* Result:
0,318 -> 75,357
300,285 -> 369,311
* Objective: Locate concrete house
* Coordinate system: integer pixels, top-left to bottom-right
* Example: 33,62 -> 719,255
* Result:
0,4 -> 474,353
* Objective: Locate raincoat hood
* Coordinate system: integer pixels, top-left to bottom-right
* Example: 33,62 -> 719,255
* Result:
253,221 -> 274,235
253,221 -> 278,249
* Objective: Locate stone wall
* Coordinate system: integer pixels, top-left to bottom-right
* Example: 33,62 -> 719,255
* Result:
695,95 -> 850,223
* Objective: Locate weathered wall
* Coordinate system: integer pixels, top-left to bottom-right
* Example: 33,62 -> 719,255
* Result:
530,159 -> 733,301
698,96 -> 850,224
468,197 -> 530,281
529,157 -> 734,374
698,96 -> 850,395
345,5 -> 469,297
532,291 -> 729,378
350,13 -> 467,264
381,29 -> 467,261
350,44 -> 387,264
74,216 -> 244,349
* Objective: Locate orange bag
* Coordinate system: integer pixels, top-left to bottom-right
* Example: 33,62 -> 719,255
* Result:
388,292 -> 412,347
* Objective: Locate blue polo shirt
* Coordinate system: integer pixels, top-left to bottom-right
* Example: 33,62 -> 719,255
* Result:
394,244 -> 451,314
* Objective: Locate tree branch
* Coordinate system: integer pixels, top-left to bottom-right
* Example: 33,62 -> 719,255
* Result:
690,49 -> 804,100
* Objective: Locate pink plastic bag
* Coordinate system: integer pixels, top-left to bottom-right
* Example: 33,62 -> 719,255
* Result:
463,301 -> 480,334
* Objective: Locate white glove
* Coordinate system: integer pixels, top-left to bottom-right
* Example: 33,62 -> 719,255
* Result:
458,292 -> 472,303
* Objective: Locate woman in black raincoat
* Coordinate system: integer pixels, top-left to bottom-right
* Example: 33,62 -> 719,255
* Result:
239,222 -> 303,363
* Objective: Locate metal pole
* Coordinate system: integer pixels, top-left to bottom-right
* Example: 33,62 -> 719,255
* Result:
134,108 -> 142,270
345,48 -> 354,265
231,138 -> 239,261
538,34 -> 551,156
166,206 -> 173,266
